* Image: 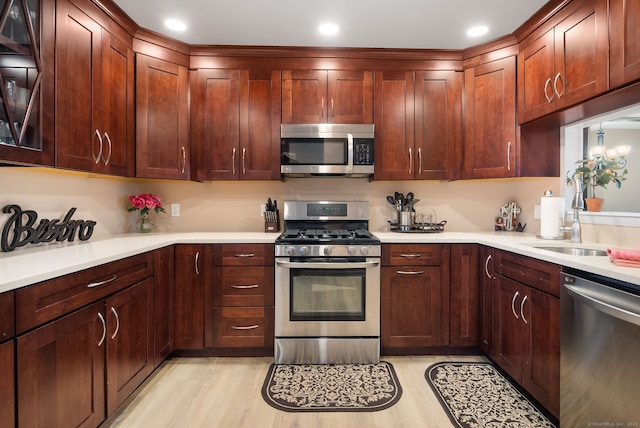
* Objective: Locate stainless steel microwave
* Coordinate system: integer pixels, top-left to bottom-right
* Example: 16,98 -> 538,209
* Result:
280,124 -> 374,177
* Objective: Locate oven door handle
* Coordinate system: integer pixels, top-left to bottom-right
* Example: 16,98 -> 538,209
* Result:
276,260 -> 379,269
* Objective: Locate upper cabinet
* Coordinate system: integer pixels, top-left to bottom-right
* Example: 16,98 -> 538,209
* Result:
55,0 -> 135,176
610,0 -> 640,88
282,69 -> 373,124
191,68 -> 281,181
463,56 -> 517,179
517,0 -> 608,124
374,70 -> 462,180
0,0 -> 54,166
135,54 -> 190,180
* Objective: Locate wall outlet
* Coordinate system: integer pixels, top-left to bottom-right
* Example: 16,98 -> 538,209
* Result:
260,204 -> 266,217
171,204 -> 180,217
534,204 -> 541,219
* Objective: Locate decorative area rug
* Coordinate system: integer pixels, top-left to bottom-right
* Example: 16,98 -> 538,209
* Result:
261,361 -> 402,412
425,362 -> 557,428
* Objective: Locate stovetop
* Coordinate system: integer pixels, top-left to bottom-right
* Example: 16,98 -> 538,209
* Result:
276,228 -> 377,244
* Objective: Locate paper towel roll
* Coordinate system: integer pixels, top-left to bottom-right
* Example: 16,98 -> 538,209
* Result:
540,197 -> 565,238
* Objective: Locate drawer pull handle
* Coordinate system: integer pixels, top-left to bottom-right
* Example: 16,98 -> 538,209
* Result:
231,284 -> 259,289
511,291 -> 520,319
110,307 -> 120,339
234,253 -> 255,258
88,275 -> 117,288
231,324 -> 259,330
97,312 -> 106,347
396,270 -> 425,275
400,253 -> 422,259
520,295 -> 528,324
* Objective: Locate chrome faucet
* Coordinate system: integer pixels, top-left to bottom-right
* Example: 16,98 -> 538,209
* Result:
562,178 -> 584,243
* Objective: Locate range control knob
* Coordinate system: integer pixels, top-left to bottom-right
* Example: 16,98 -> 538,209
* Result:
347,246 -> 356,256
299,246 -> 309,256
360,246 -> 370,256
285,246 -> 296,256
323,246 -> 333,256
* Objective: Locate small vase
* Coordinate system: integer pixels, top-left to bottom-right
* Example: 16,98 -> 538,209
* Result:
585,197 -> 604,212
138,213 -> 153,233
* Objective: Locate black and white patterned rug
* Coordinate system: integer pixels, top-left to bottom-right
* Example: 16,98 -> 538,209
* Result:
261,361 -> 402,412
425,362 -> 557,428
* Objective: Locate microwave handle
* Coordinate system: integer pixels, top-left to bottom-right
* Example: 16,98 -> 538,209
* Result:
347,133 -> 354,172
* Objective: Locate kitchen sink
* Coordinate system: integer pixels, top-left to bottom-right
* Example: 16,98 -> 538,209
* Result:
533,246 -> 609,257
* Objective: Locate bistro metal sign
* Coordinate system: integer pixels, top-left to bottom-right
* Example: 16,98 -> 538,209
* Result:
1,204 -> 97,252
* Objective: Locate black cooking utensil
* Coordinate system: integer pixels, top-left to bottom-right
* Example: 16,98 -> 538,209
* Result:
386,195 -> 396,206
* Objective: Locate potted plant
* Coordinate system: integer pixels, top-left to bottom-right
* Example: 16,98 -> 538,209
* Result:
566,146 -> 630,212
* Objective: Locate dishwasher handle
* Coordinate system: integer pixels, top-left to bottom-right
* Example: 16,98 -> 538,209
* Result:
564,281 -> 640,327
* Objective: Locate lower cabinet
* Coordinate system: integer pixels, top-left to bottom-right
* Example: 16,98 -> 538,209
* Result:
105,278 -> 154,414
173,244 -> 205,350
492,250 -> 560,418
381,244 -> 450,350
17,301 -> 106,428
0,340 -> 15,428
153,246 -> 175,365
205,244 -> 274,353
449,244 -> 479,347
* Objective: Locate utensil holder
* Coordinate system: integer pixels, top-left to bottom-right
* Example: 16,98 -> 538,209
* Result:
398,211 -> 414,232
264,210 -> 280,233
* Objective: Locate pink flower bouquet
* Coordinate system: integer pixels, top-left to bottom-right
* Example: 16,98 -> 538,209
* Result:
127,193 -> 166,215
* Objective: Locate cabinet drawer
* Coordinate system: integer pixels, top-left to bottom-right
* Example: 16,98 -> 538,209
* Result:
494,250 -> 561,296
16,252 -> 154,333
213,266 -> 274,307
0,292 -> 15,342
208,307 -> 274,348
382,244 -> 445,266
211,244 -> 274,266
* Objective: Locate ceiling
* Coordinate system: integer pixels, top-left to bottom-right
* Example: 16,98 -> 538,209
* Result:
111,0 -> 550,50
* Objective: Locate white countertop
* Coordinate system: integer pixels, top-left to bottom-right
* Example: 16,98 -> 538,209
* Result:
1,231 -> 639,293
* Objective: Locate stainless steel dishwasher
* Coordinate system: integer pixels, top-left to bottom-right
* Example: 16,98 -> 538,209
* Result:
561,270 -> 640,427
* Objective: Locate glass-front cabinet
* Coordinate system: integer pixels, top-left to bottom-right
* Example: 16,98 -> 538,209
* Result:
0,0 -> 53,165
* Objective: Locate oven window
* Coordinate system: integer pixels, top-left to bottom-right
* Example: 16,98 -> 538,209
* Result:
281,138 -> 347,165
290,268 -> 365,321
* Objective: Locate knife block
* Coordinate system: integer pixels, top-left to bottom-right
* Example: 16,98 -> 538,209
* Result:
264,210 -> 280,233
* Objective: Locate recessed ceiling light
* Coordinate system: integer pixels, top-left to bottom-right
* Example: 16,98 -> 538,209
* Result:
319,23 -> 339,36
165,19 -> 187,32
467,26 -> 489,37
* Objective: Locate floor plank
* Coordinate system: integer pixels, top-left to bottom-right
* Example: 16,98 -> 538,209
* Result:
102,355 -> 488,428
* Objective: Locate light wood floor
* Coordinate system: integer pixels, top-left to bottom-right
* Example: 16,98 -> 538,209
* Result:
101,355 -> 488,428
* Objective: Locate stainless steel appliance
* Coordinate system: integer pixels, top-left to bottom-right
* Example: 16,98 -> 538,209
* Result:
561,269 -> 640,427
280,124 -> 374,177
274,200 -> 381,364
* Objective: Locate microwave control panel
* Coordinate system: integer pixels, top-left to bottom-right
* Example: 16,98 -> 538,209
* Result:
354,139 -> 374,165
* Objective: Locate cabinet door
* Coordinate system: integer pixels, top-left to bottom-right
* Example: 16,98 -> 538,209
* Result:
493,275 -> 523,382
282,70 -> 328,123
0,0 -> 54,166
17,301 -> 106,428
136,54 -> 190,179
99,31 -> 135,177
517,29 -> 556,124
55,0 -> 103,172
521,287 -> 560,417
174,245 -> 205,349
463,56 -> 517,179
0,340 -> 14,428
553,0 -> 608,110
373,70 -> 415,180
449,245 -> 479,347
381,266 -> 445,348
191,69 -> 240,180
610,0 -> 640,87
479,246 -> 495,356
106,278 -> 154,414
153,246 -> 174,366
327,70 -> 373,124
414,70 -> 462,180
240,69 -> 282,179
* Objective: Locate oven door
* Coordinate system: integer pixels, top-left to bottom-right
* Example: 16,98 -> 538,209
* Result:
275,257 -> 380,337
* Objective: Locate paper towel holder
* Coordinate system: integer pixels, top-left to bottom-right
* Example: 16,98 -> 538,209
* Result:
537,190 -> 566,240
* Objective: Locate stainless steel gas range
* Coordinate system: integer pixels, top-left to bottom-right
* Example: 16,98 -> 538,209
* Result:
274,200 -> 381,364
